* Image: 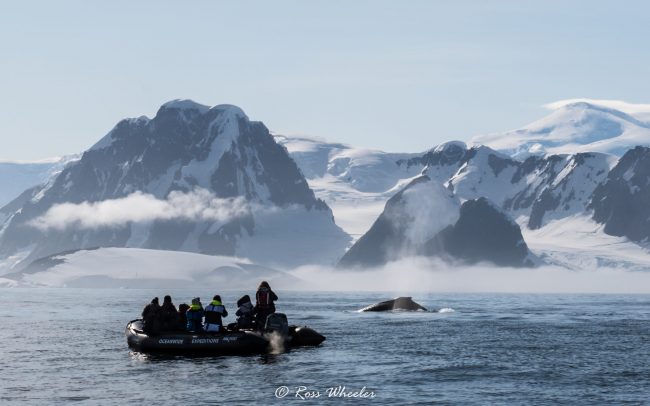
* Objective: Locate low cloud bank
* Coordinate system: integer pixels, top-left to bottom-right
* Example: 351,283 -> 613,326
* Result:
289,257 -> 650,294
29,188 -> 250,230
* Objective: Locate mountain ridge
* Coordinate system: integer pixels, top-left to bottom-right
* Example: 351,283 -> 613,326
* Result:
0,100 -> 349,271
2,99 -> 650,272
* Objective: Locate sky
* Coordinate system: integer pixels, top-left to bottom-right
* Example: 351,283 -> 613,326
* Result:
1,1 -> 650,161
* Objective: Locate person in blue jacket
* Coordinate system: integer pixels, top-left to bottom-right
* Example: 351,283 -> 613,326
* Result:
186,297 -> 204,332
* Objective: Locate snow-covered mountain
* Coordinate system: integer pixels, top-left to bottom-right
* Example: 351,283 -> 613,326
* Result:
3,97 -> 650,277
277,130 -> 621,242
275,135 -> 424,238
257,100 -> 650,257
471,101 -> 650,158
338,175 -> 532,268
280,134 -> 648,268
506,152 -> 615,229
274,135 -> 422,193
0,100 -> 350,271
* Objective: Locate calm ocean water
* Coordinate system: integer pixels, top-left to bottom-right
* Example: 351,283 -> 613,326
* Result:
1,289 -> 649,405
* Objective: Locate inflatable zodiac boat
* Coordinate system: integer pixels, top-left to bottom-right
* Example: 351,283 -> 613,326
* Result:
126,314 -> 325,355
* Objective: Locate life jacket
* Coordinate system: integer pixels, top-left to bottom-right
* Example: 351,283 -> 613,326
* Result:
204,300 -> 227,326
186,305 -> 203,322
185,305 -> 204,331
256,288 -> 274,310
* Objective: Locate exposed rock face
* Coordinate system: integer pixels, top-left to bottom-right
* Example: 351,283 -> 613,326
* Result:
590,146 -> 650,242
407,144 -> 611,231
504,153 -> 614,229
423,198 -> 531,267
337,176 -> 460,268
398,141 -> 468,183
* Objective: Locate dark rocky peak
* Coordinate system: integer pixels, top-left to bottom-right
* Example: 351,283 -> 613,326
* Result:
459,145 -> 519,177
504,152 -> 612,229
398,141 -> 468,169
337,175 -> 460,268
510,154 -> 564,184
423,197 -> 531,267
591,146 -> 650,241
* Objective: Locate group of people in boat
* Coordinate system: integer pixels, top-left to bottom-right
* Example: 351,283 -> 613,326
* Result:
140,281 -> 278,335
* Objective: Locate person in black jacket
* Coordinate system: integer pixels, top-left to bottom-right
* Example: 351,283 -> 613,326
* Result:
177,303 -> 190,331
141,297 -> 162,335
160,295 -> 179,331
204,295 -> 228,332
255,281 -> 278,330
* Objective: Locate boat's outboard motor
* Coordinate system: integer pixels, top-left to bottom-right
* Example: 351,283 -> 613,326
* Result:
265,313 -> 289,336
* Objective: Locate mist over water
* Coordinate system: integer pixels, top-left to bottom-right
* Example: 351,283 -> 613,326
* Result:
267,331 -> 286,355
289,257 -> 650,294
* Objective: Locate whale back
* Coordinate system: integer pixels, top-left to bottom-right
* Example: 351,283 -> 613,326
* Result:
360,297 -> 427,312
